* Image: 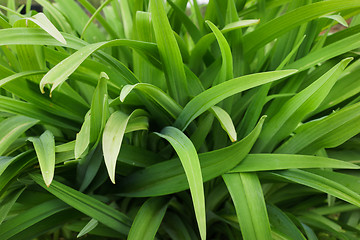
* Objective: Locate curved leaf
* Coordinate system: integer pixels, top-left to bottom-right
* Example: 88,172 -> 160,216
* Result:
271,169 -> 360,208
0,199 -> 69,240
30,174 -> 131,234
155,126 -> 206,240
0,115 -> 38,156
26,13 -> 66,44
210,106 -> 237,142
28,130 -> 55,187
128,197 -> 169,240
242,0 -> 360,55
175,70 -> 297,130
118,116 -> 266,197
230,154 -> 359,172
255,58 -> 352,152
120,83 -> 182,119
39,40 -> 158,95
102,109 -> 148,183
277,101 -> 360,154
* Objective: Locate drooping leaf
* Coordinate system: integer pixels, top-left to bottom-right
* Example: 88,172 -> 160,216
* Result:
175,70 -> 297,130
26,13 -> 66,44
102,109 -> 148,183
118,116 -> 266,197
120,83 -> 182,119
30,174 -> 131,234
155,126 -> 206,240
28,130 -> 55,187
210,106 -> 237,142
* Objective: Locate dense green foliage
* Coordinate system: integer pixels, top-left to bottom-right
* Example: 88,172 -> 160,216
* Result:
1,0 -> 360,239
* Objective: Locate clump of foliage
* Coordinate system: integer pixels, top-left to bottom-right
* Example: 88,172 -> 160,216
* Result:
1,0 -> 360,239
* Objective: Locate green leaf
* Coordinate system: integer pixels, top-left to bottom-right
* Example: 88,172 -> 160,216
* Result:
0,187 -> 25,224
223,172 -> 272,240
90,72 -> 109,145
0,70 -> 46,88
255,58 -> 352,152
0,151 -> 36,192
230,154 -> 359,172
175,70 -> 297,130
210,106 -> 237,142
242,0 -> 360,55
286,32 -> 360,72
118,116 -> 266,197
0,115 -> 38,156
81,0 -> 114,39
150,0 -> 188,105
128,197 -> 169,240
75,112 -> 90,159
155,126 -> 206,240
28,130 -> 55,187
190,19 -> 259,73
77,218 -> 98,238
120,83 -> 182,119
0,199 -> 69,240
102,109 -> 148,183
26,13 -> 66,44
271,169 -> 360,208
39,39 -> 158,95
206,20 -> 233,85
267,204 -> 306,240
321,14 -> 348,27
277,101 -> 360,154
30,174 -> 131,234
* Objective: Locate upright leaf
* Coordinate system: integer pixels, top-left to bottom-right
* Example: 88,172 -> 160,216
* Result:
128,197 -> 169,240
150,0 -> 188,105
255,58 -> 352,152
223,172 -> 272,240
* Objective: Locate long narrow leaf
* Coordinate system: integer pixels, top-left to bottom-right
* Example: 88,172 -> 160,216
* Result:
230,154 -> 359,172
255,58 -> 352,152
156,126 -> 206,240
175,70 -> 297,130
118,116 -> 266,196
128,197 -> 169,240
30,174 -> 131,234
223,172 -> 272,240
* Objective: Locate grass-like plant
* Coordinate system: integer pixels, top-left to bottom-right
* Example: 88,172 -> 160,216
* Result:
1,0 -> 360,239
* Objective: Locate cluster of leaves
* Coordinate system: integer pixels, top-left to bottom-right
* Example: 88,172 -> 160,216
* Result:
1,0 -> 360,239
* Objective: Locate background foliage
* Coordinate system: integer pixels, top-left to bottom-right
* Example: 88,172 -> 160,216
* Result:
1,0 -> 360,239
